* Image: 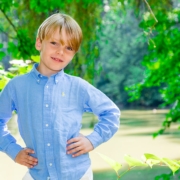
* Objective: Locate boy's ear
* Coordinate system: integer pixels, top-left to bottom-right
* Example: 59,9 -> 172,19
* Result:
35,38 -> 42,51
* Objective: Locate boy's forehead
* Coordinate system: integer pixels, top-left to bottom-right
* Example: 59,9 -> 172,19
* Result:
47,28 -> 69,44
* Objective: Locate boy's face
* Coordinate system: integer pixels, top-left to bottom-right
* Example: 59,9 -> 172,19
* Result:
35,28 -> 76,77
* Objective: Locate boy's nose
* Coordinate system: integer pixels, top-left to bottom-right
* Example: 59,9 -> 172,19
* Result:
57,47 -> 64,55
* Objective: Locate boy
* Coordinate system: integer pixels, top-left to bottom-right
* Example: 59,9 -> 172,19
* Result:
0,13 -> 120,180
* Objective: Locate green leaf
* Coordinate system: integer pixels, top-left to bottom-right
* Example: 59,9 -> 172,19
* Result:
142,153 -> 161,168
0,76 -> 9,90
174,160 -> 180,166
0,51 -> 6,60
124,154 -> 147,167
162,158 -> 180,174
97,153 -> 122,175
153,128 -> 165,138
31,55 -> 40,63
19,66 -> 28,74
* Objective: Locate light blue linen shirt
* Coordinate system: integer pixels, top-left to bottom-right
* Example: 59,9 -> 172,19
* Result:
0,63 -> 120,180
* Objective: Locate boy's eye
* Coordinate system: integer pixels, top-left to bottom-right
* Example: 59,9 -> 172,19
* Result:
50,42 -> 57,45
66,46 -> 73,51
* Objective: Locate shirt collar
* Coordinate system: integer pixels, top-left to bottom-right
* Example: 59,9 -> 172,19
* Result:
30,63 -> 64,84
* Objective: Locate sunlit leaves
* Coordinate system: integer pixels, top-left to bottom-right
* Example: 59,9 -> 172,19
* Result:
147,61 -> 160,70
162,158 -> 180,174
98,152 -> 180,179
127,3 -> 180,135
31,55 -> 40,63
97,153 -> 122,177
0,76 -> 9,91
0,65 -> 11,91
142,153 -> 161,168
124,155 -> 147,167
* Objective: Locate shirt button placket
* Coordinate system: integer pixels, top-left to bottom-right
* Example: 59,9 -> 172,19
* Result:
44,81 -> 57,179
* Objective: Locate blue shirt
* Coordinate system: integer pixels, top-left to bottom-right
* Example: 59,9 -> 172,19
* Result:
0,63 -> 120,180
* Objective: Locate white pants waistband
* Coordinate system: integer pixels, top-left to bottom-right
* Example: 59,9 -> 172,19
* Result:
22,166 -> 93,180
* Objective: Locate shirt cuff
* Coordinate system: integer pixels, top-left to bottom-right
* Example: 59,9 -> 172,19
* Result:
5,142 -> 23,161
86,131 -> 103,149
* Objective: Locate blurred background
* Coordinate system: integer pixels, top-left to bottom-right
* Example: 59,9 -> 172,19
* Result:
0,0 -> 180,179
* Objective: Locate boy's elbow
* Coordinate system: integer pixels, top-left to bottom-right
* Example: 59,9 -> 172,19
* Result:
113,106 -> 121,125
113,107 -> 120,133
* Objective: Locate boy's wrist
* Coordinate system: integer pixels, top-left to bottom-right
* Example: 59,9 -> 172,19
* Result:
5,143 -> 23,161
85,131 -> 103,149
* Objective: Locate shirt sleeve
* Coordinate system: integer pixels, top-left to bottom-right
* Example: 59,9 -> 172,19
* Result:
81,80 -> 120,149
0,81 -> 23,160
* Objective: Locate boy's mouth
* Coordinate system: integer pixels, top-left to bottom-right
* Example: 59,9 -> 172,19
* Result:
51,57 -> 63,62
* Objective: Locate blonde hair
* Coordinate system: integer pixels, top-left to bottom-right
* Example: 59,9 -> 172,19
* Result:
37,13 -> 82,52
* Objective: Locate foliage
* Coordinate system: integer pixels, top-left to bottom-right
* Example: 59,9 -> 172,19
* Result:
95,0 -> 163,107
0,65 -> 11,90
127,1 -> 180,135
0,59 -> 33,91
98,152 -> 180,179
155,169 -> 180,180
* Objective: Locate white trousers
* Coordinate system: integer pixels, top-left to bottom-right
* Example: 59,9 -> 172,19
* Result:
22,166 -> 93,180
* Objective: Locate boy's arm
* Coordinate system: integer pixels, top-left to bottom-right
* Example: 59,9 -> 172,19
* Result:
67,81 -> 120,157
82,81 -> 120,149
67,80 -> 120,157
0,82 -> 23,160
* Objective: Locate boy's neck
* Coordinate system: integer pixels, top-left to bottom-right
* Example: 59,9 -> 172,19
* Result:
36,64 -> 62,77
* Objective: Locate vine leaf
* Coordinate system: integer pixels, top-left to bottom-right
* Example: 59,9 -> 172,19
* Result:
142,153 -> 161,168
124,154 -> 147,168
0,76 -> 9,90
174,160 -> 180,166
0,51 -> 6,60
31,55 -> 40,63
162,158 -> 180,174
97,152 -> 122,176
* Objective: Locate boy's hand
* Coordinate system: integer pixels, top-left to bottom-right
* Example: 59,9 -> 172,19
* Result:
15,148 -> 38,168
66,134 -> 94,157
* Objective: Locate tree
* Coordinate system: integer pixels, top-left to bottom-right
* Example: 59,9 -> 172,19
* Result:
95,0 -> 164,108
127,0 -> 180,136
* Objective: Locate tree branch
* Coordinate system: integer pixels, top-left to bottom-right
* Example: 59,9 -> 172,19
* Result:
0,9 -> 17,33
0,28 -> 15,39
143,0 -> 158,23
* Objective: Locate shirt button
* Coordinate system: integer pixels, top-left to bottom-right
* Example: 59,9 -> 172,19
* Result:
55,80 -> 58,83
47,143 -> 50,146
47,177 -> 50,180
46,124 -> 49,127
46,85 -> 49,88
37,79 -> 40,82
49,163 -> 52,166
45,104 -> 49,107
